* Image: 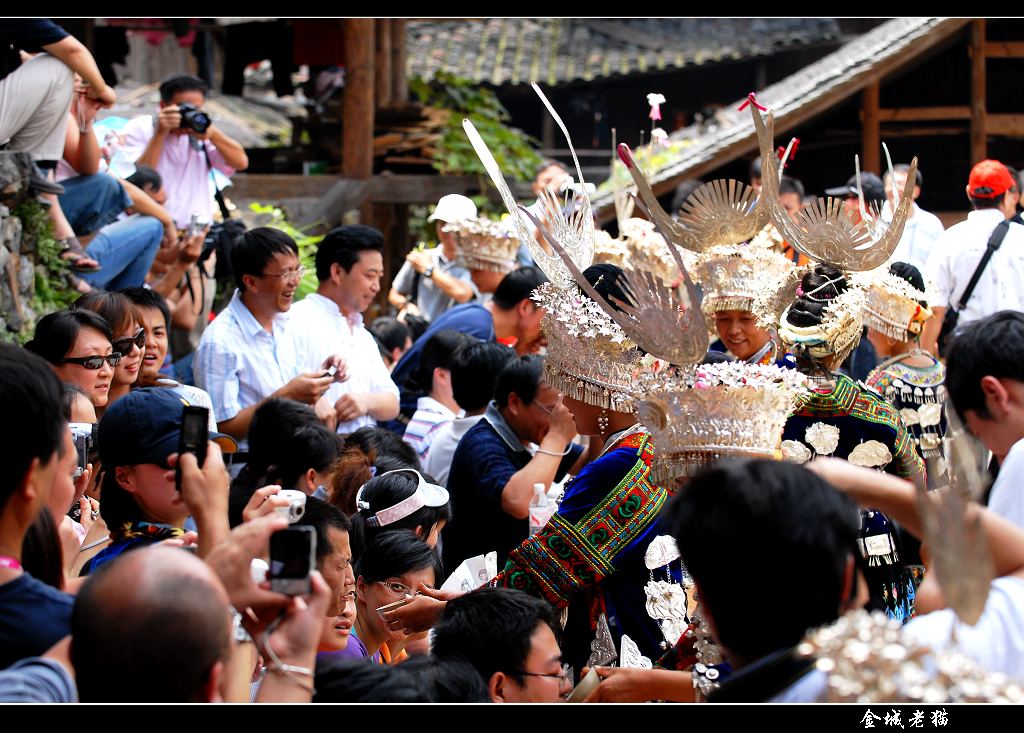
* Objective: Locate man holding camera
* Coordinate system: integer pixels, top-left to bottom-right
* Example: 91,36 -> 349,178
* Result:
120,74 -> 248,230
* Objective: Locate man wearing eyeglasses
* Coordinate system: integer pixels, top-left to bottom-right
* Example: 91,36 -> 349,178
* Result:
432,587 -> 569,703
285,225 -> 400,436
442,355 -> 588,572
195,228 -> 344,456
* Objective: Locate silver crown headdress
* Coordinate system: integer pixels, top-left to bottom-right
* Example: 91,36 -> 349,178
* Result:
861,269 -> 933,342
530,281 -> 643,411
636,362 -> 808,486
444,216 -> 520,273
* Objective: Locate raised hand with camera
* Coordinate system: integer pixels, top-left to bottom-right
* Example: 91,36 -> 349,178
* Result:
167,441 -> 231,557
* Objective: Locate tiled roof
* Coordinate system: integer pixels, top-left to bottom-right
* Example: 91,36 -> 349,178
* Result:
406,18 -> 841,87
591,17 -> 970,216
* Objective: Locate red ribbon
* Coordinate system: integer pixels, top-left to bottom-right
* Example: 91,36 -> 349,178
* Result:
776,138 -> 801,167
738,92 -> 767,112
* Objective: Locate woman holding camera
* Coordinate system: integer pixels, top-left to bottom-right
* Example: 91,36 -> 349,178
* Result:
81,388 -> 231,575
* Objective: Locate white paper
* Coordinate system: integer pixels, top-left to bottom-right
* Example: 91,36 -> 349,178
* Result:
441,551 -> 498,593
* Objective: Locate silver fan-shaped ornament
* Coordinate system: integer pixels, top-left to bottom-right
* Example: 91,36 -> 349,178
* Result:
750,104 -> 918,272
616,143 -> 769,253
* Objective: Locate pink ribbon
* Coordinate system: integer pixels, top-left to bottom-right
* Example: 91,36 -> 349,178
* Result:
738,92 -> 768,112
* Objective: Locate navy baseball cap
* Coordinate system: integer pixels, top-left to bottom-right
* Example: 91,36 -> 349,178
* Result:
98,387 -> 237,467
825,173 -> 885,203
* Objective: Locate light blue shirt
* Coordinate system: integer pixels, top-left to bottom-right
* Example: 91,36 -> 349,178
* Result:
0,658 -> 77,703
195,290 -> 298,450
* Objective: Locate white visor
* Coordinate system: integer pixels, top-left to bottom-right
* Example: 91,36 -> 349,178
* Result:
355,469 -> 449,528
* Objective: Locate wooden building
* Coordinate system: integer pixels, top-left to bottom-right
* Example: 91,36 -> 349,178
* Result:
590,18 -> 1024,226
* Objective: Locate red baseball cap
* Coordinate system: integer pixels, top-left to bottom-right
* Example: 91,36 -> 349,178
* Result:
968,159 -> 1016,198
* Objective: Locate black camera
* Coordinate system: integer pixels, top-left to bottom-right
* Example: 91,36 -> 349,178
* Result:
177,103 -> 211,134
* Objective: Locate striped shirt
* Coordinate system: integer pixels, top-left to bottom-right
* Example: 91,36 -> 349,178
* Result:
403,396 -> 460,460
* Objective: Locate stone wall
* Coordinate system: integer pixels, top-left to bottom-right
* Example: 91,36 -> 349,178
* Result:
0,152 -> 65,343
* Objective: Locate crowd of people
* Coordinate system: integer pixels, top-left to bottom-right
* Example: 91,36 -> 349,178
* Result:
4,18 -> 1024,706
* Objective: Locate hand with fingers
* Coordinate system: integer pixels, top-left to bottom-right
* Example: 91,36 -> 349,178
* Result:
334,393 -> 370,423
379,585 -> 463,635
204,513 -> 293,638
242,485 -> 290,524
169,443 -> 231,555
279,372 -> 334,406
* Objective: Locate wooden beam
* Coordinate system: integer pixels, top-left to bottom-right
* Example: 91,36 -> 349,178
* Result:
342,19 -> 376,221
984,40 -> 1024,58
391,19 -> 408,103
970,19 -> 987,164
877,105 -> 971,122
986,114 -> 1024,137
375,19 -> 393,108
861,81 -> 881,173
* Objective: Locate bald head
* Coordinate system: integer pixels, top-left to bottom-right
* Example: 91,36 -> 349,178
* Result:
71,546 -> 232,702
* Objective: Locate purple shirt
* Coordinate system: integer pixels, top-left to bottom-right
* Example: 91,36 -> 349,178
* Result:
119,115 -> 235,228
317,633 -> 370,662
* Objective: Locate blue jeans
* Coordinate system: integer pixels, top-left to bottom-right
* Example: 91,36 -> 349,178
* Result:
80,215 -> 163,291
58,173 -> 132,236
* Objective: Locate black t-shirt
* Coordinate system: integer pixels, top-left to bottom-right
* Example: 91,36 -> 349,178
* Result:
0,572 -> 73,669
442,414 -> 582,572
0,19 -> 69,82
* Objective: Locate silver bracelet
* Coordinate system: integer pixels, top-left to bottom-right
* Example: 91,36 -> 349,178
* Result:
536,445 -> 572,457
79,535 -> 110,553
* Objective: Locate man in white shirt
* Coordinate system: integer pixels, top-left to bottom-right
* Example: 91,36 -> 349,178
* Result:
921,159 -> 1024,354
195,228 -> 340,450
287,225 -> 400,435
944,310 -> 1024,529
882,164 -> 945,273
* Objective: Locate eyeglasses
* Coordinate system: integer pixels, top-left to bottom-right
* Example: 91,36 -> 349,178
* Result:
111,327 -> 146,356
377,580 -> 417,597
532,400 -> 557,415
520,663 -> 573,688
260,265 -> 306,282
63,352 -> 122,370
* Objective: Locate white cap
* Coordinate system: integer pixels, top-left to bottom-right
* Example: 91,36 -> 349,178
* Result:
428,194 -> 477,223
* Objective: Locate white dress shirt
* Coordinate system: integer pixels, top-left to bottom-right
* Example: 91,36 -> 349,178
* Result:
882,201 -> 945,273
988,437 -> 1024,529
194,290 -> 297,450
925,209 -> 1024,328
422,414 -> 484,486
286,292 -> 399,434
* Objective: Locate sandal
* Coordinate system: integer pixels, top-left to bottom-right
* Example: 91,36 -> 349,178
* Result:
67,272 -> 93,295
57,237 -> 102,273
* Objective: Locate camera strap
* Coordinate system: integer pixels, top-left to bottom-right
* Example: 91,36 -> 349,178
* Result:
201,144 -> 233,222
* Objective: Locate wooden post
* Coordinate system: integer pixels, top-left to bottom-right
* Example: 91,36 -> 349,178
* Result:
970,19 -> 988,164
861,80 -> 881,175
375,19 -> 393,108
391,19 -> 408,103
342,19 -> 375,224
372,202 -> 395,315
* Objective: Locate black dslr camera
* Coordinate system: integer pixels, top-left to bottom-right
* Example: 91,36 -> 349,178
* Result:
177,103 -> 211,134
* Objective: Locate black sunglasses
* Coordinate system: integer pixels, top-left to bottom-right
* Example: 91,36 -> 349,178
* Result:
111,327 -> 146,356
63,352 -> 123,370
